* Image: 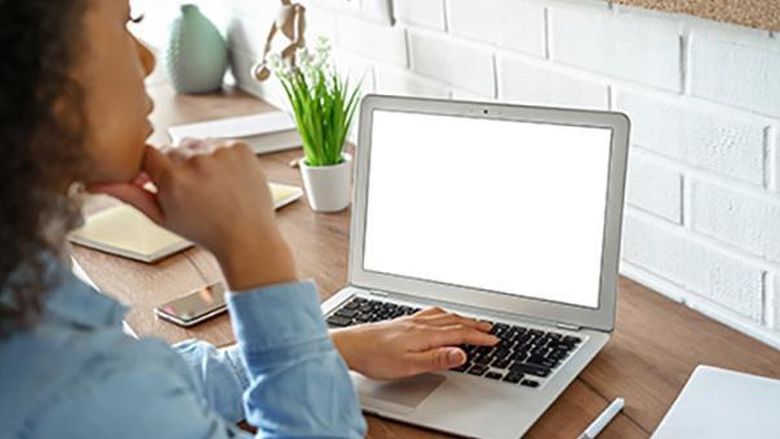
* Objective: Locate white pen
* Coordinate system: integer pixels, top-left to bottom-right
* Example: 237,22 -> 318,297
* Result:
578,397 -> 625,439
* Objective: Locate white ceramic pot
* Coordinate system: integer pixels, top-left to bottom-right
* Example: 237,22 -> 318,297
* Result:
299,154 -> 352,213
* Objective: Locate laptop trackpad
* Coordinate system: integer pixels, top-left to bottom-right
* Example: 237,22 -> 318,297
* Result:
354,373 -> 445,413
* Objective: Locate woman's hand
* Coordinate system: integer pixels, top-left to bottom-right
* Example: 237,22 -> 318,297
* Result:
89,142 -> 296,290
331,307 -> 498,380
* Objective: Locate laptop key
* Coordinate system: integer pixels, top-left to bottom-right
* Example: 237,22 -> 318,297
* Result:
549,348 -> 570,359
473,355 -> 491,366
497,339 -> 513,350
510,361 -> 551,378
335,308 -> 358,318
467,364 -> 488,376
451,362 -> 471,373
503,371 -> 524,384
475,345 -> 493,356
494,348 -> 511,359
484,371 -> 503,380
528,357 -> 558,370
327,316 -> 352,327
492,358 -> 512,369
521,379 -> 540,388
511,352 -> 528,363
562,335 -> 582,345
343,301 -> 360,310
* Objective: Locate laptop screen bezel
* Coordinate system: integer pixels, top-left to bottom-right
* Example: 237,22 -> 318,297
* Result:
348,94 -> 630,333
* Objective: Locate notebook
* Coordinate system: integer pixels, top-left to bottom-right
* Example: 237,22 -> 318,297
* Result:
651,365 -> 780,439
69,182 -> 303,263
168,112 -> 301,155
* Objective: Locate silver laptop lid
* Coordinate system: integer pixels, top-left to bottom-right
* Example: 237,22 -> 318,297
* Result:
349,95 -> 630,332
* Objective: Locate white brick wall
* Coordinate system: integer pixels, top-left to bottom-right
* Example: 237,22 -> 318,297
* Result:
690,32 -> 780,118
549,3 -> 682,91
774,275 -> 780,330
623,213 -> 764,321
336,14 -> 408,66
497,54 -> 609,110
447,0 -> 546,57
614,89 -> 770,186
691,180 -> 780,262
408,30 -> 495,96
394,0 -> 445,31
625,152 -> 682,223
374,66 -> 450,98
221,0 -> 780,348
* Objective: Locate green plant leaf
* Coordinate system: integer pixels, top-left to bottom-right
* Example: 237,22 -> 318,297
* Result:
274,42 -> 360,167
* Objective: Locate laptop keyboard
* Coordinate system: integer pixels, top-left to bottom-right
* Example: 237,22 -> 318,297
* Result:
326,297 -> 583,388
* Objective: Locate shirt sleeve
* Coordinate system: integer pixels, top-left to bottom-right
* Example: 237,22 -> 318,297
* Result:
227,281 -> 366,438
173,340 -> 250,423
32,281 -> 365,439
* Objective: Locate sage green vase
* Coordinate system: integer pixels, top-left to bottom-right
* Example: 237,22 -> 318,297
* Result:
166,4 -> 228,94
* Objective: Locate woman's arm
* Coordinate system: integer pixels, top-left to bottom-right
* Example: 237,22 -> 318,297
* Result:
33,298 -> 364,439
177,304 -> 498,423
91,141 -> 365,436
228,281 -> 365,437
173,340 -> 249,423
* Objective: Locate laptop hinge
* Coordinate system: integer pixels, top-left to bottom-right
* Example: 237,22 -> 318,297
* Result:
368,290 -> 389,298
556,322 -> 582,331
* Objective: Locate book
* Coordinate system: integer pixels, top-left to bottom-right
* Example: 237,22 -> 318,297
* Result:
168,111 -> 302,155
69,182 -> 304,263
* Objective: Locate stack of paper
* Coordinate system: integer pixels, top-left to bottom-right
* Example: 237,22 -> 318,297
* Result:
168,111 -> 302,155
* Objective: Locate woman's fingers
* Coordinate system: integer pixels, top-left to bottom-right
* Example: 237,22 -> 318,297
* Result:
420,324 -> 499,349
415,313 -> 492,332
413,306 -> 447,317
404,347 -> 467,375
142,145 -> 175,182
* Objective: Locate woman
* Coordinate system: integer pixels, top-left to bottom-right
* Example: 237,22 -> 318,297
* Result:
0,1 -> 498,437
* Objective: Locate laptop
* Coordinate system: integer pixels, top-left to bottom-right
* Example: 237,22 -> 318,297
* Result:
321,95 -> 630,439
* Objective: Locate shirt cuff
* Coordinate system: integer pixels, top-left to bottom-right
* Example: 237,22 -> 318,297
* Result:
226,280 -> 332,368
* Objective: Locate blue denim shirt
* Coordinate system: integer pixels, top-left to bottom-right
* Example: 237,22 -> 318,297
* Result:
0,261 -> 366,438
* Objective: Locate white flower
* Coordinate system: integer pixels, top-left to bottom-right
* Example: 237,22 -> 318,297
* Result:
268,53 -> 294,79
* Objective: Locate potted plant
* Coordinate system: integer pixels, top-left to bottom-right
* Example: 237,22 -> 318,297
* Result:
270,38 -> 361,213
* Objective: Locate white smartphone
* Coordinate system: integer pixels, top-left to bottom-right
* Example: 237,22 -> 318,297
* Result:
154,283 -> 227,327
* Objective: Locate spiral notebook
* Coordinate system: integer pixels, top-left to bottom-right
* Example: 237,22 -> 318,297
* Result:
69,182 -> 303,263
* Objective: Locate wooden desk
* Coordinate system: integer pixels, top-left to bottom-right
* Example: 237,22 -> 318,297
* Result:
72,84 -> 780,439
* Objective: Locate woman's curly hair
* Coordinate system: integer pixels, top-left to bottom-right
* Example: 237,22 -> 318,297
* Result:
0,0 -> 88,334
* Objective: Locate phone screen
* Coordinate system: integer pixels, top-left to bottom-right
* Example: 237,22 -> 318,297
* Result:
158,283 -> 227,322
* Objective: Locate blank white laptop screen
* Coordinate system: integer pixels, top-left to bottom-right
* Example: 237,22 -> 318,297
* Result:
362,110 -> 613,309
